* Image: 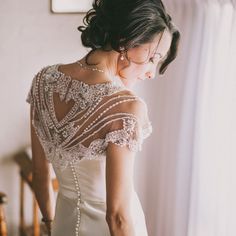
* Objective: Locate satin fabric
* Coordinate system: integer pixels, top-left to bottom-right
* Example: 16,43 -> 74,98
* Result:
51,158 -> 148,236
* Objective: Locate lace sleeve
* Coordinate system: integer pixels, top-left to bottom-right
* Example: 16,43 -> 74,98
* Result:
26,75 -> 36,105
104,104 -> 153,153
26,67 -> 44,106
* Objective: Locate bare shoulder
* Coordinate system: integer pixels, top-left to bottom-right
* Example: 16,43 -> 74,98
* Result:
57,62 -> 78,75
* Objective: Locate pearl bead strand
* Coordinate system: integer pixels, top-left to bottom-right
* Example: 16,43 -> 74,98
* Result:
73,95 -> 135,127
83,98 -> 138,133
70,161 -> 81,236
63,97 -> 139,148
81,115 -> 138,144
76,60 -> 106,73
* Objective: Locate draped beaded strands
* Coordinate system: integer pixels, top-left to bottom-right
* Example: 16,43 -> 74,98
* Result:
26,63 -> 153,235
26,64 -> 151,166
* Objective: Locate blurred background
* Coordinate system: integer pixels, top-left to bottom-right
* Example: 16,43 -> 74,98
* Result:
0,0 -> 235,235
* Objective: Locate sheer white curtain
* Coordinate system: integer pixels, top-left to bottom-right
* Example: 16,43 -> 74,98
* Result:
143,1 -> 236,236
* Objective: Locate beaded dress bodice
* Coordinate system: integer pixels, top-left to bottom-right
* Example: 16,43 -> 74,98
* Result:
26,63 -> 152,236
26,64 -> 153,170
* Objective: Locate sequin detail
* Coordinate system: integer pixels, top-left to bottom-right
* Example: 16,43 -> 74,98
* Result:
26,64 -> 153,169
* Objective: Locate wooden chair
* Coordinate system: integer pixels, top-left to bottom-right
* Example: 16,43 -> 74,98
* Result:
14,149 -> 58,236
0,192 -> 7,236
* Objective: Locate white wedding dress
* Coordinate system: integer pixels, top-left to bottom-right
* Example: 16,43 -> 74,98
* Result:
26,63 -> 152,236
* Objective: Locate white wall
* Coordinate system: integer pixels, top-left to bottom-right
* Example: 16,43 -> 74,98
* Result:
0,1 -> 153,235
0,0 -> 86,235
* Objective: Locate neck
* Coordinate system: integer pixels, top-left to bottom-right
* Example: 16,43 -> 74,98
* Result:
82,48 -> 120,79
80,48 -> 135,90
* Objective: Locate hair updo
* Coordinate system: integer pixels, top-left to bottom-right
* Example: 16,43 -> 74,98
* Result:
77,0 -> 181,75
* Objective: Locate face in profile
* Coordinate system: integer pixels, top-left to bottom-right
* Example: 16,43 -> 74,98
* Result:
117,29 -> 172,87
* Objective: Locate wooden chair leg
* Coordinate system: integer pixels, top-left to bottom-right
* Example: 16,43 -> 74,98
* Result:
33,196 -> 40,236
0,192 -> 8,236
19,176 -> 25,236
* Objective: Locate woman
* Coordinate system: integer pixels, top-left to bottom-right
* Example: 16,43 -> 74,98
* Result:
26,0 -> 180,235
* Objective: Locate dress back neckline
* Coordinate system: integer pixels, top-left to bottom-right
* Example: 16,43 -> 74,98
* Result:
55,63 -> 123,88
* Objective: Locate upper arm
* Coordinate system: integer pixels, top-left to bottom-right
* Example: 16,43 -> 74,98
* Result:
27,71 -> 50,180
105,100 -> 146,218
30,104 -> 50,180
106,141 -> 136,217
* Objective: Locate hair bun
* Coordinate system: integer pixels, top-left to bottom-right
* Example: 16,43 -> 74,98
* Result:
78,2 -> 111,49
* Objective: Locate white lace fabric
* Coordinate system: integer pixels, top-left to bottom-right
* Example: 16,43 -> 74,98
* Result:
26,64 -> 153,169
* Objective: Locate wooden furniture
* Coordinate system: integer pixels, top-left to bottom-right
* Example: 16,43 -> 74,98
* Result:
0,192 -> 7,236
14,149 -> 58,236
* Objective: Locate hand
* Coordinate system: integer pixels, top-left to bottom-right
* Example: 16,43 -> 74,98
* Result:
42,218 -> 53,236
44,221 -> 52,236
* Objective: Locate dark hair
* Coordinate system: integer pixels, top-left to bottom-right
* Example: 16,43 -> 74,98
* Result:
77,0 -> 181,75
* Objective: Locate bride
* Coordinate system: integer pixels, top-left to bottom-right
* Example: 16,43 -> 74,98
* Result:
26,0 -> 180,235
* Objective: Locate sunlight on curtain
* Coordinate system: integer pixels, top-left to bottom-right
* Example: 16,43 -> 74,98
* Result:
145,0 -> 236,236
188,1 -> 236,236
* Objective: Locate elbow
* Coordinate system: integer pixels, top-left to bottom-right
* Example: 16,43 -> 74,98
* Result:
106,211 -> 131,229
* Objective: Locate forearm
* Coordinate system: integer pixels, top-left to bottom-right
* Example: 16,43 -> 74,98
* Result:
32,174 -> 55,221
106,213 -> 135,236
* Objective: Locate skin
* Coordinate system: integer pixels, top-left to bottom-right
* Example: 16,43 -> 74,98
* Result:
30,106 -> 54,235
116,29 -> 172,88
31,29 -> 172,235
59,29 -> 172,89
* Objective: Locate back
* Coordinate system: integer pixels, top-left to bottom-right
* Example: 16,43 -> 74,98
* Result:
26,63 -> 152,169
26,63 -> 152,236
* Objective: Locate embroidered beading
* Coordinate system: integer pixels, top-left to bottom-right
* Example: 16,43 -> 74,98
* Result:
26,64 -> 153,170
